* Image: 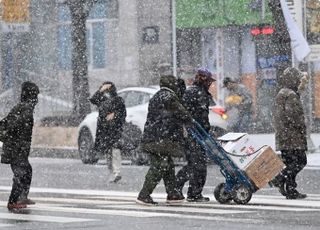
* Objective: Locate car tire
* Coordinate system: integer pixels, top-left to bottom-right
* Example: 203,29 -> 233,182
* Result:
78,127 -> 98,164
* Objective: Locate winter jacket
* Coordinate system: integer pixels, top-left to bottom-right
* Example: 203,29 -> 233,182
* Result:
1,82 -> 39,164
273,67 -> 307,151
91,84 -> 126,153
182,83 -> 211,132
141,75 -> 192,157
225,84 -> 252,117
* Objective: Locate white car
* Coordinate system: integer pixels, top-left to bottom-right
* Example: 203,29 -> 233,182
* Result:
78,86 -> 228,164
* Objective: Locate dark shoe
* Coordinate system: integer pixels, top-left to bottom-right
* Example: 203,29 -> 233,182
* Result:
109,175 -> 122,183
277,183 -> 287,197
270,178 -> 287,196
187,195 -> 210,202
18,199 -> 36,205
7,203 -> 27,211
136,195 -> 158,206
286,192 -> 307,200
166,194 -> 185,204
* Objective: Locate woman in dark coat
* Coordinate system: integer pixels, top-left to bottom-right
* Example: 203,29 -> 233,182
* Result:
1,81 -> 39,210
272,67 -> 308,199
90,82 -> 126,182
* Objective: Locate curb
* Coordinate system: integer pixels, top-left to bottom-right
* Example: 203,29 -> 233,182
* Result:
30,147 -> 79,159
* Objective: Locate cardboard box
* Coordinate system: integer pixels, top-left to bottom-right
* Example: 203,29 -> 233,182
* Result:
218,133 -> 261,169
245,146 -> 285,189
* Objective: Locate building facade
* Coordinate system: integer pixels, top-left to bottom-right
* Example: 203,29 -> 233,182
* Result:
0,0 -> 173,120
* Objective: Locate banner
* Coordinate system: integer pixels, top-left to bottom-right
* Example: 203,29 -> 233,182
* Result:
280,0 -> 311,61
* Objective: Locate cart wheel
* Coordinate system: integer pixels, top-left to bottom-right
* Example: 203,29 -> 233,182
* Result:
232,184 -> 252,205
214,183 -> 232,204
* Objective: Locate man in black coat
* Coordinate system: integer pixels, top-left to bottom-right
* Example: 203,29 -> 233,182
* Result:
175,67 -> 215,202
90,81 -> 126,183
136,75 -> 193,206
0,81 -> 39,210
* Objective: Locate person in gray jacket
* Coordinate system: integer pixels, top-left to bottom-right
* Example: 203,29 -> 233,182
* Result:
272,67 -> 308,199
223,77 -> 253,132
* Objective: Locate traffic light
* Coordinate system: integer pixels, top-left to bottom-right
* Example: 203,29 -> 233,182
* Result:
250,25 -> 275,40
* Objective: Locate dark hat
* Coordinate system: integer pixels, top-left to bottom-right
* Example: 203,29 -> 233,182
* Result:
196,67 -> 215,81
160,75 -> 178,93
223,77 -> 236,87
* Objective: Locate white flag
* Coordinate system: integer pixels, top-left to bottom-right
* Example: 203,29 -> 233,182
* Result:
280,0 -> 311,61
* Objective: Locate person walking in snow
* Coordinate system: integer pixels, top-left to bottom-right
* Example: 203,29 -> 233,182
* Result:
175,67 -> 215,202
90,82 -> 126,183
0,81 -> 39,210
272,67 -> 308,199
136,75 -> 193,206
223,77 -> 253,132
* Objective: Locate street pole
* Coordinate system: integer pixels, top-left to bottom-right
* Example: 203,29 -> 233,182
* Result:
171,0 -> 177,77
302,0 -> 316,152
261,0 -> 266,22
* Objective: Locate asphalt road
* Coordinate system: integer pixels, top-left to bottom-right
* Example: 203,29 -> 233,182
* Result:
0,157 -> 319,230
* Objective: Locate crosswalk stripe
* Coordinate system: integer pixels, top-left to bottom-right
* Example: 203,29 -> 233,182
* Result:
26,196 -> 320,212
0,224 -> 12,227
22,205 -> 262,223
0,213 -> 94,223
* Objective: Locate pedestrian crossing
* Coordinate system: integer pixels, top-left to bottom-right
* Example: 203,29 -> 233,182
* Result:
0,187 -> 320,228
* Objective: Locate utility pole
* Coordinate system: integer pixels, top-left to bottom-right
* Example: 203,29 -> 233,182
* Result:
171,0 -> 177,77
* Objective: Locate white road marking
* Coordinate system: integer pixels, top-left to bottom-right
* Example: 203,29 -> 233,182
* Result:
25,197 -> 320,213
0,213 -> 94,223
20,205 -> 262,223
0,224 -> 12,227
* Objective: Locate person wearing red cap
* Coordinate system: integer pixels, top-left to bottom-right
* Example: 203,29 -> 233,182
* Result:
175,67 -> 215,202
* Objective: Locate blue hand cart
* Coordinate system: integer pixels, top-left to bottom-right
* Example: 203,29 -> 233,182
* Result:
188,121 -> 258,204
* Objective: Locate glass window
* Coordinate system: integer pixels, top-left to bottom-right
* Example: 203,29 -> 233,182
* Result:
92,22 -> 106,68
57,25 -> 72,70
123,91 -> 152,108
57,2 -> 106,70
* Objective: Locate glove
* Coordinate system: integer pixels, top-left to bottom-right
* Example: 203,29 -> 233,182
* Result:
225,95 -> 243,105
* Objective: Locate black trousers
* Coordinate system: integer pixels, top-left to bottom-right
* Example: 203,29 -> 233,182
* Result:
278,150 -> 307,195
138,154 -> 176,198
8,161 -> 32,204
175,142 -> 207,198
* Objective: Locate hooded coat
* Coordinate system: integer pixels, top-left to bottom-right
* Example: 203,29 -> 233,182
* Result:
183,82 -> 211,132
90,82 -> 126,153
141,75 -> 192,157
273,67 -> 307,151
1,82 -> 39,164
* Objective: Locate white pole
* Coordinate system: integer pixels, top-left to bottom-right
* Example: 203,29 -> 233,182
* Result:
261,0 -> 265,21
171,0 -> 177,77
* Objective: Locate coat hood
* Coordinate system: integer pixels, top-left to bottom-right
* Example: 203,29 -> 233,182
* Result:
20,81 -> 40,104
278,67 -> 303,92
160,75 -> 178,94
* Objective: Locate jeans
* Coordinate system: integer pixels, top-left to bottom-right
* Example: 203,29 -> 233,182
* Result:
9,161 -> 32,204
175,142 -> 207,198
276,150 -> 307,195
106,148 -> 122,177
138,154 -> 176,198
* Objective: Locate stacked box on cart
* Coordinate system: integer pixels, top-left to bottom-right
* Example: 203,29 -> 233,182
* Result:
244,146 -> 285,189
218,133 -> 261,169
